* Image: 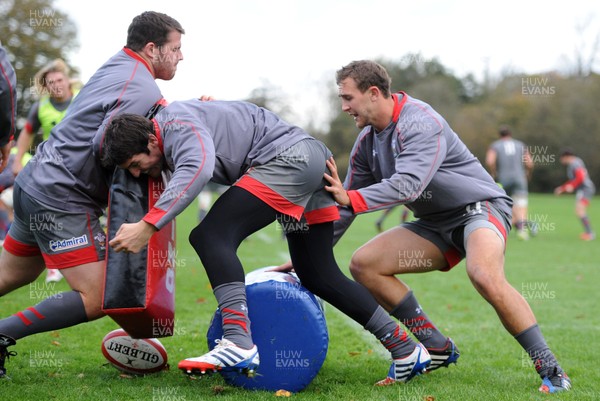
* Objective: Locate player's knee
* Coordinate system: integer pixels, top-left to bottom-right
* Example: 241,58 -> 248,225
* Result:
467,266 -> 505,302
85,305 -> 106,321
188,223 -> 213,251
349,249 -> 372,284
513,195 -> 528,208
189,223 -> 234,264
79,293 -> 106,320
297,274 -> 337,301
296,275 -> 321,296
188,224 -> 202,247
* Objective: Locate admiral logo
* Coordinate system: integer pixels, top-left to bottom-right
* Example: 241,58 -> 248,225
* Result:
49,234 -> 89,252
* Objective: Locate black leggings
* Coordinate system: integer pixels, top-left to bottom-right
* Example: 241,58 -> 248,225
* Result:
188,186 -> 379,326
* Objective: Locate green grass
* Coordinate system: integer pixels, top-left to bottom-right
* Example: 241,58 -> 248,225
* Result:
1,193 -> 599,400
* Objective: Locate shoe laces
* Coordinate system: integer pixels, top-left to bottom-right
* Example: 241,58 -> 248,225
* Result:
213,338 -> 234,350
0,348 -> 17,364
544,366 -> 566,386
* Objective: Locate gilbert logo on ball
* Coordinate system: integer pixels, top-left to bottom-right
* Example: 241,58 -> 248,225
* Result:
101,329 -> 168,375
207,267 -> 328,392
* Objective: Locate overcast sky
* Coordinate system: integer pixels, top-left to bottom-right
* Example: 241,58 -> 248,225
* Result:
53,0 -> 600,128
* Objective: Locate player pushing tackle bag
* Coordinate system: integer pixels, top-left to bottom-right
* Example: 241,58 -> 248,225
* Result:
102,168 -> 176,339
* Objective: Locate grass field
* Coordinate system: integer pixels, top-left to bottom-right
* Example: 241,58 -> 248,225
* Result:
1,193 -> 599,400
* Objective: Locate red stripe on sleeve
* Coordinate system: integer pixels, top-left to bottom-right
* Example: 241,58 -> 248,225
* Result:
566,168 -> 586,188
143,207 -> 167,226
347,190 -> 368,213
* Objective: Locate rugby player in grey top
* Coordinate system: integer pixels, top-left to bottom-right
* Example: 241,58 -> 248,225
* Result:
554,148 -> 595,241
323,60 -> 570,393
486,126 -> 535,240
0,11 -> 184,379
101,98 -> 432,384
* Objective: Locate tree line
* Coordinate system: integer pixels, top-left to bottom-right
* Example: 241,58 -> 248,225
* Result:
2,0 -> 598,193
320,54 -> 600,193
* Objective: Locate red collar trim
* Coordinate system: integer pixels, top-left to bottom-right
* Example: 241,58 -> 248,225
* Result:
152,119 -> 164,152
122,47 -> 154,77
392,92 -> 407,123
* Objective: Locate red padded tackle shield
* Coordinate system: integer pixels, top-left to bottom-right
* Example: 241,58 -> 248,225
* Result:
102,169 -> 176,339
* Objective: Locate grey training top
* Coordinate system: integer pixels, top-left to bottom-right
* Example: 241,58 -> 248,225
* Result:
565,157 -> 596,195
334,92 -> 512,242
16,48 -> 163,214
142,99 -> 313,230
489,137 -> 528,183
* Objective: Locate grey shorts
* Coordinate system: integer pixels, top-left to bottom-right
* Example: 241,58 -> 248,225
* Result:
576,188 -> 595,204
4,183 -> 107,269
402,199 -> 512,271
234,139 -> 339,225
499,176 -> 528,198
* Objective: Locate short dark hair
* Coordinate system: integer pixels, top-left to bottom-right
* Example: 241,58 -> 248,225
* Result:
560,147 -> 575,157
101,114 -> 154,168
498,125 -> 512,137
336,60 -> 392,98
126,11 -> 185,51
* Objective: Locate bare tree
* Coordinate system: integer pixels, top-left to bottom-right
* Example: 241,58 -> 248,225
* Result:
0,0 -> 78,122
571,15 -> 600,77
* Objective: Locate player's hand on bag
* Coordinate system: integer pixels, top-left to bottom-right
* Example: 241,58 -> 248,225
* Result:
268,261 -> 295,273
324,157 -> 351,207
109,220 -> 157,253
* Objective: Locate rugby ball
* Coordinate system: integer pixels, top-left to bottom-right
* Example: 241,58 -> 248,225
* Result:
101,328 -> 168,375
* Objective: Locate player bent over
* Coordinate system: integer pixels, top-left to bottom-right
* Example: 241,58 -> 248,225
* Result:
101,99 -> 432,385
326,60 -> 570,393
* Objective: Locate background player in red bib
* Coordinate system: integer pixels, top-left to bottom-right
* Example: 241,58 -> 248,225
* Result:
554,148 -> 595,241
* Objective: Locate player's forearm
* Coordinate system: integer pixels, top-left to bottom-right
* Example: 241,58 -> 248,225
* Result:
14,128 -> 34,161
